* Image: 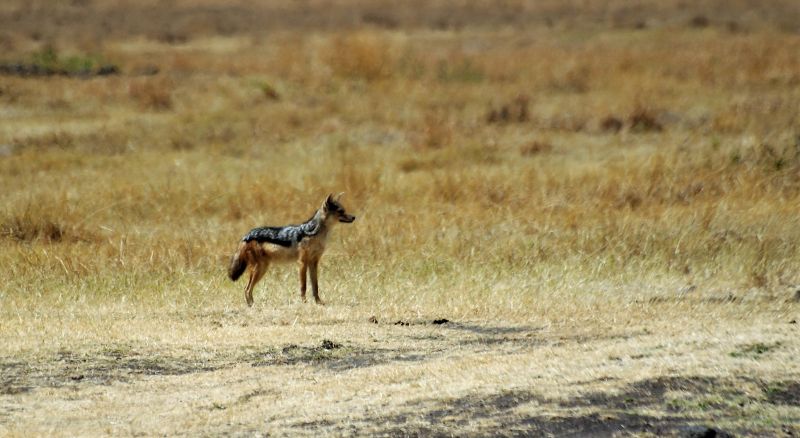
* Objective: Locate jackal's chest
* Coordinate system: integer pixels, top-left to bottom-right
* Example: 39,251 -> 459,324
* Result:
298,236 -> 326,259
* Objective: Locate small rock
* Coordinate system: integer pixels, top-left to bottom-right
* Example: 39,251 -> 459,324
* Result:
679,425 -> 733,438
600,116 -> 624,133
689,15 -> 710,28
96,64 -> 119,76
368,316 -> 378,324
432,319 -> 450,325
320,340 -> 341,350
394,320 -> 409,326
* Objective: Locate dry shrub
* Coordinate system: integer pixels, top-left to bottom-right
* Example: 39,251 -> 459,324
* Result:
616,191 -> 643,209
487,95 -> 530,124
157,30 -> 189,45
436,54 -> 485,83
520,140 -> 553,156
325,32 -> 393,81
2,215 -> 64,242
689,15 -> 710,28
12,132 -> 75,152
547,114 -> 589,132
629,106 -> 663,133
11,129 -> 130,155
710,108 -> 744,134
128,76 -> 173,110
549,63 -> 591,93
0,83 -> 20,103
414,111 -> 453,150
80,129 -> 130,155
170,137 -> 195,151
131,64 -> 160,76
361,11 -> 399,29
398,157 -> 441,173
726,20 -> 743,33
256,81 -> 280,101
675,182 -> 706,204
600,116 -> 624,133
737,140 -> 800,173
1,209 -> 96,244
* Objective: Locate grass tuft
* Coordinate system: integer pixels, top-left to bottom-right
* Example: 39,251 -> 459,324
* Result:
128,76 -> 174,110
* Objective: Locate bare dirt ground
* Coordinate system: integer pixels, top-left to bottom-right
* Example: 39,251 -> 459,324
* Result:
1,301 -> 798,436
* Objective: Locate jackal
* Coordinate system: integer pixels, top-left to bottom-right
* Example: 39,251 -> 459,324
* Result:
228,193 -> 355,306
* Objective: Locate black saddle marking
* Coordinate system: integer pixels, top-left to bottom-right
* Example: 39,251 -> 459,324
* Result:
242,227 -> 302,247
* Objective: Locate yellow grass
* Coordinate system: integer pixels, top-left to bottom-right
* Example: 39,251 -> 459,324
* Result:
1,1 -> 799,436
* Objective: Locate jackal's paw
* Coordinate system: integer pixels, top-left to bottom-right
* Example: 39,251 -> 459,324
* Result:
314,298 -> 326,306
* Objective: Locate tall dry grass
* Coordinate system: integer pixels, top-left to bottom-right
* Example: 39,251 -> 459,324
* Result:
1,10 -> 799,326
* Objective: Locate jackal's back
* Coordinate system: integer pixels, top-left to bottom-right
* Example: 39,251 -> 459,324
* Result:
242,221 -> 320,248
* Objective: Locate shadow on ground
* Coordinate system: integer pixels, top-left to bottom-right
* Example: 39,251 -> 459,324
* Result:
2,322 -> 798,436
295,374 -> 800,436
0,338 -> 435,394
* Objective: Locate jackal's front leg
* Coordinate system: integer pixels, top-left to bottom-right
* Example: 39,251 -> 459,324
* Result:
299,262 -> 308,303
309,260 -> 324,305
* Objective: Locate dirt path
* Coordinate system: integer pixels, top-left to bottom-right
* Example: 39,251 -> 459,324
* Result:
1,316 -> 798,436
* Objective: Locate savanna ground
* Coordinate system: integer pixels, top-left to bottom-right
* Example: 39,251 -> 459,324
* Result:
1,1 -> 800,436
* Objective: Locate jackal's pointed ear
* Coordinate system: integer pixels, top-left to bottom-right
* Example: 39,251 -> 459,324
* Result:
335,192 -> 345,201
323,193 -> 334,210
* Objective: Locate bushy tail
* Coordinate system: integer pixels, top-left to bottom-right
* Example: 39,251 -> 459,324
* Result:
228,241 -> 248,281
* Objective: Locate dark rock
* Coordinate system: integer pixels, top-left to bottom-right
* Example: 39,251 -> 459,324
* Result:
320,340 -> 341,350
679,425 -> 733,438
96,64 -> 119,76
689,15 -> 710,28
600,116 -> 624,133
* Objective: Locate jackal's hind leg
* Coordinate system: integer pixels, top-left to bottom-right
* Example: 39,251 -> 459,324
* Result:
244,261 -> 268,307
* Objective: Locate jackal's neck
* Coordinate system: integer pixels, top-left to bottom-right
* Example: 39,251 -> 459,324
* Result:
302,208 -> 331,237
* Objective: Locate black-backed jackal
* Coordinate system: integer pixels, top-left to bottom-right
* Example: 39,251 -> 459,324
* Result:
228,193 -> 355,306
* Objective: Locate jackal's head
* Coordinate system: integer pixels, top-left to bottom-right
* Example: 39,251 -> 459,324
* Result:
323,193 -> 355,223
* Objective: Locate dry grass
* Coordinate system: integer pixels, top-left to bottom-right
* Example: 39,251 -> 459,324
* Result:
1,1 -> 800,436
